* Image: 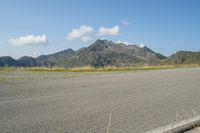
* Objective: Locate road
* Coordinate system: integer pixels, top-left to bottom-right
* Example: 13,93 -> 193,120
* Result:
1,68 -> 200,133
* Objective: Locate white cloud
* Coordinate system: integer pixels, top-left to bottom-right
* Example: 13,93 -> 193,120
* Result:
139,44 -> 145,48
66,25 -> 94,42
122,20 -> 131,25
8,34 -> 48,46
98,25 -> 120,36
100,38 -> 108,40
117,40 -> 130,45
80,36 -> 93,43
32,51 -> 38,57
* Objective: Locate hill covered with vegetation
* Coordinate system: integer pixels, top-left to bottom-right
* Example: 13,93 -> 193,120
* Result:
1,39 -> 199,68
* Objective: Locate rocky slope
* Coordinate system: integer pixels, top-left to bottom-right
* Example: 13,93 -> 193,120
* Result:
5,39 -> 197,68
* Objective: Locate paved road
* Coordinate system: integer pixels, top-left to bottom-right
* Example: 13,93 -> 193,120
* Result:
1,68 -> 200,133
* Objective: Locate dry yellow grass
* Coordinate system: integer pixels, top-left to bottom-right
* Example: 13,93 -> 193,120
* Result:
1,64 -> 200,72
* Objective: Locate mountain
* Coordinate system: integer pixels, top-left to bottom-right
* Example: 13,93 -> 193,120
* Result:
0,56 -> 21,67
36,49 -> 75,67
165,51 -> 200,65
82,39 -> 165,67
46,39 -> 166,67
0,39 -> 172,68
17,56 -> 38,67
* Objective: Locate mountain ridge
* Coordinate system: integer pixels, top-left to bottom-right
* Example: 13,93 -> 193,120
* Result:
0,39 -> 199,68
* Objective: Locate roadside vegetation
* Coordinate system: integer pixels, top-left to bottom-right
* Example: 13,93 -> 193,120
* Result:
0,64 -> 200,72
0,64 -> 200,84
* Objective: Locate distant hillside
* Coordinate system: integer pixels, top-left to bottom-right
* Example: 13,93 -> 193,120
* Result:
0,56 -> 21,67
72,39 -> 166,67
17,56 -> 38,67
7,39 -> 200,68
41,39 -> 166,67
36,49 -> 75,68
165,51 -> 200,65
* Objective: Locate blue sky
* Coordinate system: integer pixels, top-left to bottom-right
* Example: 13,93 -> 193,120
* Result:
0,0 -> 200,58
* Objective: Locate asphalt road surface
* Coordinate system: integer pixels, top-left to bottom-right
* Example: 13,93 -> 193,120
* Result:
1,68 -> 200,133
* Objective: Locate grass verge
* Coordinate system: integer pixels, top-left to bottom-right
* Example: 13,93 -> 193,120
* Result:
0,64 -> 200,72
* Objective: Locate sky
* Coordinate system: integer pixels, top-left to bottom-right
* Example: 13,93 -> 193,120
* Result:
0,0 -> 200,59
